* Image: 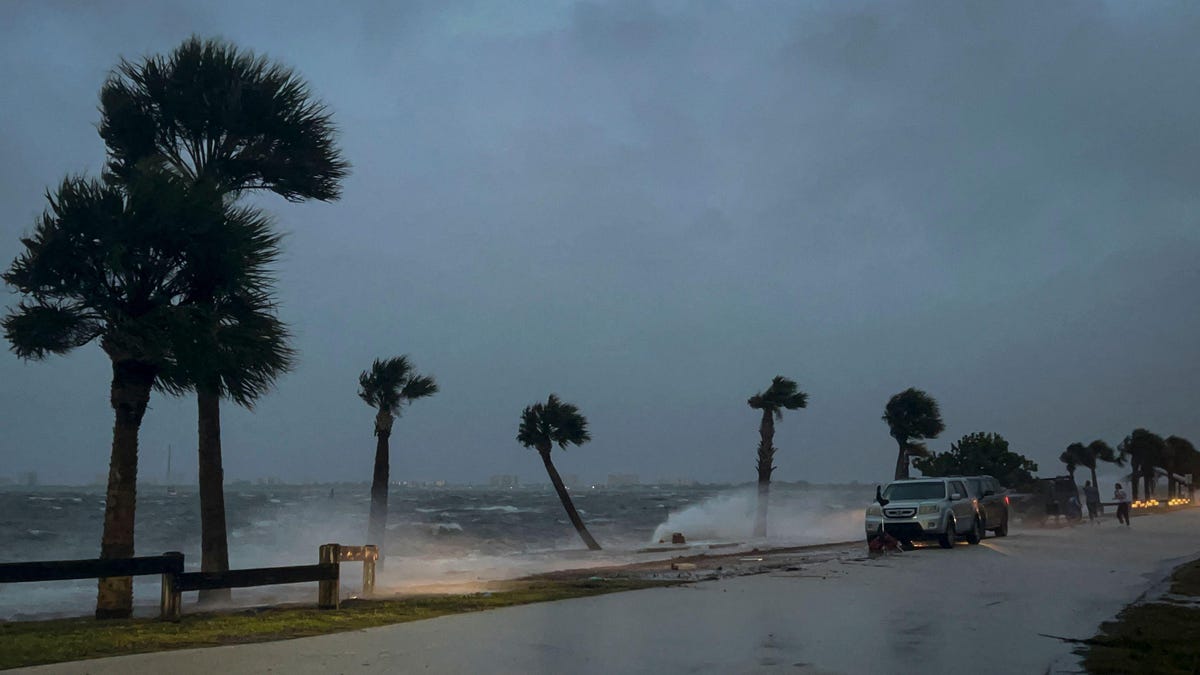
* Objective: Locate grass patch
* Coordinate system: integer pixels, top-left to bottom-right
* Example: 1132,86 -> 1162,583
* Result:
0,578 -> 676,670
1081,558 -> 1200,674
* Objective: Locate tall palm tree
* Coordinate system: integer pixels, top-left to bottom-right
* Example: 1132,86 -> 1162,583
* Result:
1118,429 -> 1165,501
1059,443 -> 1083,483
883,388 -> 945,480
517,394 -> 600,551
99,36 -> 348,589
747,376 -> 808,538
154,205 -> 294,604
3,172 -> 221,618
358,357 -> 438,563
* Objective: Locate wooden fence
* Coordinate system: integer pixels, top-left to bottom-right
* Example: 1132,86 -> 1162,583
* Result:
1,543 -> 379,622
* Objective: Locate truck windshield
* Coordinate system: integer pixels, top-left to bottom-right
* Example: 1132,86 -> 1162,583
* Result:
884,482 -> 946,501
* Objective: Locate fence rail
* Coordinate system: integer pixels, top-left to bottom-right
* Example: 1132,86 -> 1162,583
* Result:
0,554 -> 183,584
174,563 -> 338,592
1,542 -> 379,622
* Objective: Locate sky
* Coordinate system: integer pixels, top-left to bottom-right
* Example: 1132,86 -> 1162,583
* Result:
1,0 -> 1198,486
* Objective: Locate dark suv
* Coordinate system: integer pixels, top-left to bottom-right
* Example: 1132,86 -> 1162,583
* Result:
962,475 -> 1010,537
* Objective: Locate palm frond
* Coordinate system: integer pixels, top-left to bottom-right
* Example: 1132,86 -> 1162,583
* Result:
748,376 -> 808,415
517,394 -> 590,451
2,302 -> 101,359
883,387 -> 945,441
100,36 -> 349,202
357,355 -> 436,415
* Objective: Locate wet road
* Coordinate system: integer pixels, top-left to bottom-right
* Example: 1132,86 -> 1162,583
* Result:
22,508 -> 1200,674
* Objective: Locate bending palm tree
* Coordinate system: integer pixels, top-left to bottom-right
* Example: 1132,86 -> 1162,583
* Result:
3,172 -> 220,618
99,36 -> 347,592
1059,443 -> 1085,483
882,388 -> 945,480
518,395 -> 600,550
747,376 -> 808,538
358,357 -> 438,564
1079,440 -> 1121,489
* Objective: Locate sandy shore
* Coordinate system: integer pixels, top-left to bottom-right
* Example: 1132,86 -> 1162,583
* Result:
20,508 -> 1200,674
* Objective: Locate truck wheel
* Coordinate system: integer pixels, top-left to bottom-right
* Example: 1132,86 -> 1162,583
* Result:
994,515 -> 1009,537
938,517 -> 956,549
966,515 -> 983,545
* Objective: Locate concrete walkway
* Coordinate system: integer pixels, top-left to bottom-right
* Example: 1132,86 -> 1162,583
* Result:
22,509 -> 1200,674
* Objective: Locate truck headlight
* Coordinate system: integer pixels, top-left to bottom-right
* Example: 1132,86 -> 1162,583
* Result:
918,504 -> 940,515
866,505 -> 882,516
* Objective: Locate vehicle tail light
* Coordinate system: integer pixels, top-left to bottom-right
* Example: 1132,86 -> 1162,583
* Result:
1004,495 -> 1010,505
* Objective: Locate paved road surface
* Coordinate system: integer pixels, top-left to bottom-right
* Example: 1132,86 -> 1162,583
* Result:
22,509 -> 1200,674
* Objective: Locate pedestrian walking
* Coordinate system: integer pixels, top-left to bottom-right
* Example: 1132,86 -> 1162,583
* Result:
1083,481 -> 1101,523
1115,483 -> 1131,526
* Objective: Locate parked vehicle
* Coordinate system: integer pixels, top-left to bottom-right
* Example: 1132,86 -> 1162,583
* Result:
865,477 -> 983,549
1039,476 -> 1083,523
962,475 -> 1011,537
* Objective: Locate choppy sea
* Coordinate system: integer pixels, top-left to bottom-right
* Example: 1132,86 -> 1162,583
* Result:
0,483 -> 869,619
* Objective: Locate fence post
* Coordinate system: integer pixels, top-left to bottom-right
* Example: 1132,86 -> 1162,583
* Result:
362,545 -> 378,596
318,543 -> 340,609
160,551 -> 184,622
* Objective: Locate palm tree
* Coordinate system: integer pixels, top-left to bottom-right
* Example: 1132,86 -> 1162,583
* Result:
517,394 -> 600,550
1059,443 -> 1084,483
1161,436 -> 1196,498
98,36 -> 348,589
153,206 -> 294,604
883,388 -> 945,480
3,172 -> 221,618
358,357 -> 438,563
1118,429 -> 1166,501
1079,440 -> 1121,489
747,376 -> 808,538
1167,436 -> 1200,498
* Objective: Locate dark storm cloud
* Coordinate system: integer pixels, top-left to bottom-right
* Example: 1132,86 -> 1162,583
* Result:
1,1 -> 1197,486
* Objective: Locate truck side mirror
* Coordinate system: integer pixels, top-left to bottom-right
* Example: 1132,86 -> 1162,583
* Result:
950,492 -> 962,501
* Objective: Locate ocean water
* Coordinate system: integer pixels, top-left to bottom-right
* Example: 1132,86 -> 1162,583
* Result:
0,482 -> 869,619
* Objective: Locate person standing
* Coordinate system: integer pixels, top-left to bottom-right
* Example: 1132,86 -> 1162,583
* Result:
1115,483 -> 1131,526
1083,481 -> 1101,523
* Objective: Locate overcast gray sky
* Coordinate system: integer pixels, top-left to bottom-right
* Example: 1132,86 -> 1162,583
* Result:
1,0 -> 1198,486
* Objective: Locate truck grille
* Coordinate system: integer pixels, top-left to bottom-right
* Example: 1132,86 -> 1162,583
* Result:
884,507 -> 916,518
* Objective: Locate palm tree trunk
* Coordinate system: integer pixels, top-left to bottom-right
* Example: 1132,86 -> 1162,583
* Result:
754,409 -> 775,538
367,409 -> 392,567
1131,459 -> 1140,501
96,359 -> 156,619
1090,466 -> 1098,490
539,447 -> 601,550
894,437 -> 910,480
1144,466 -> 1154,500
197,387 -> 231,605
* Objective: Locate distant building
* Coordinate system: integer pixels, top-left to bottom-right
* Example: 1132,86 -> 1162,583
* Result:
489,474 -> 520,488
22,472 -> 38,487
607,473 -> 640,488
562,474 -> 583,490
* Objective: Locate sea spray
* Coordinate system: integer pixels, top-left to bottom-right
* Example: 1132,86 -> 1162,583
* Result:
650,484 -> 868,546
